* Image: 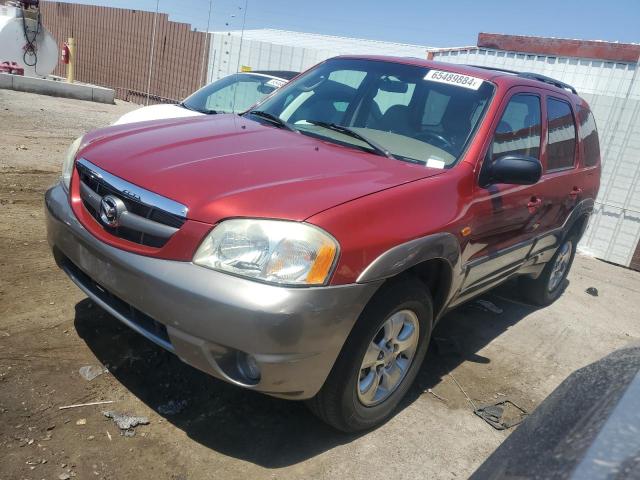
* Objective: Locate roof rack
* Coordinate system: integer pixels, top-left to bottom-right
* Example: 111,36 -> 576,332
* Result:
467,65 -> 521,75
467,65 -> 578,94
517,72 -> 577,94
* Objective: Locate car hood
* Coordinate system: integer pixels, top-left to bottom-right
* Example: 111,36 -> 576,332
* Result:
112,104 -> 202,126
80,114 -> 446,224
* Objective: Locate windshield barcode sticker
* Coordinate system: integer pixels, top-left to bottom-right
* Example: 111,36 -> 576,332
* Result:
266,78 -> 286,88
424,70 -> 483,90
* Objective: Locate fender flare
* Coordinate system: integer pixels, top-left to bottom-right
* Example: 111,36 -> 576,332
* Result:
356,232 -> 461,284
563,198 -> 595,239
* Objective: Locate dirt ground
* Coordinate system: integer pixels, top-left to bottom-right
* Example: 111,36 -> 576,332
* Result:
1,89 -> 639,480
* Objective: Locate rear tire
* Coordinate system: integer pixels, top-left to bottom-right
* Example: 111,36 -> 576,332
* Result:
520,234 -> 577,306
307,278 -> 433,432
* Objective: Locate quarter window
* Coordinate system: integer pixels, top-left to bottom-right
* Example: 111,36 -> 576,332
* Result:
491,94 -> 541,161
577,105 -> 600,167
546,98 -> 577,170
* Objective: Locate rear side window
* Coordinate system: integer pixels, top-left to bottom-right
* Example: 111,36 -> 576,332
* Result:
577,105 -> 600,167
546,98 -> 577,171
491,94 -> 542,161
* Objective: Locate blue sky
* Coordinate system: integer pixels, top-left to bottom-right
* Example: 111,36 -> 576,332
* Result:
61,0 -> 639,47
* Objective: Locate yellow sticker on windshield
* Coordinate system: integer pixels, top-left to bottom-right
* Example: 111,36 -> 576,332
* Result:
424,70 -> 483,90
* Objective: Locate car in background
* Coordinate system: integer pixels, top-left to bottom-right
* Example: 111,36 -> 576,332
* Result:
113,70 -> 298,125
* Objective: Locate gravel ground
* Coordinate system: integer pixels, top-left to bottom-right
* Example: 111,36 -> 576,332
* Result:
1,89 -> 639,480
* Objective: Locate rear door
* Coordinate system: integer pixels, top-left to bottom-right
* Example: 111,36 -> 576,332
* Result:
538,95 -> 581,231
460,87 -> 549,295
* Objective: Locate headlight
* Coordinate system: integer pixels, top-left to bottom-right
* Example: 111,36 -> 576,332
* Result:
193,219 -> 338,286
61,136 -> 83,191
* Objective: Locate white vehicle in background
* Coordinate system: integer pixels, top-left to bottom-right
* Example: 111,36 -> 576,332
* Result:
113,70 -> 298,125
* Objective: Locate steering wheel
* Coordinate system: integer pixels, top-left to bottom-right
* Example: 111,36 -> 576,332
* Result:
418,131 -> 454,153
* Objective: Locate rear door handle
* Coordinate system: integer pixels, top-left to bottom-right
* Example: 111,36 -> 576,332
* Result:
527,196 -> 542,213
569,187 -> 583,198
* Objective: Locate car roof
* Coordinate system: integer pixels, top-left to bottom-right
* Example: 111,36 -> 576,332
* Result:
329,55 -> 581,99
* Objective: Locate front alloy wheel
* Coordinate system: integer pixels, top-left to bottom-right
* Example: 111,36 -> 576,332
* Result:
358,310 -> 419,406
307,278 -> 432,432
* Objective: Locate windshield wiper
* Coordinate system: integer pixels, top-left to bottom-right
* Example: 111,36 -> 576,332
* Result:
246,110 -> 297,132
305,120 -> 395,159
179,102 -> 217,115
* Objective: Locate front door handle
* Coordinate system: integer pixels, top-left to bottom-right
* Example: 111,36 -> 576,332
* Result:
569,187 -> 583,198
527,196 -> 542,214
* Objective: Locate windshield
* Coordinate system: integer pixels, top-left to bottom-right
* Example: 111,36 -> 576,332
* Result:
182,73 -> 286,114
252,59 -> 494,166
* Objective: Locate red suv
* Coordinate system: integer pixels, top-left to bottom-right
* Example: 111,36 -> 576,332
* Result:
45,56 -> 600,432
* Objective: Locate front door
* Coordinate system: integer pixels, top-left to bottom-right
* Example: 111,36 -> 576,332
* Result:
460,88 -> 548,296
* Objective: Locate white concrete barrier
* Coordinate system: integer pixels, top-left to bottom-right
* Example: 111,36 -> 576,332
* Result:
0,73 -> 115,104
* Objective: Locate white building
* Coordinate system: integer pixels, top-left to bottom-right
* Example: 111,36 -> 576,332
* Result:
206,28 -> 431,81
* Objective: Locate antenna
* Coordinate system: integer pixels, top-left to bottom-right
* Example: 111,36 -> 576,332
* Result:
145,0 -> 160,106
231,0 -> 249,113
199,0 -> 214,87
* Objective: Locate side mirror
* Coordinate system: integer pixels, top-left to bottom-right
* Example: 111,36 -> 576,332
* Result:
487,154 -> 542,186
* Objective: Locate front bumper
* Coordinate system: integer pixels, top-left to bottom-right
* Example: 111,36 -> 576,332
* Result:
45,182 -> 382,399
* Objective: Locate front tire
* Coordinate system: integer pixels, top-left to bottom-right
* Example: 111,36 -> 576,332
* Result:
307,278 -> 433,432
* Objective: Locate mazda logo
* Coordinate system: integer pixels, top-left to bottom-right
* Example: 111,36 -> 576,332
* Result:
99,195 -> 125,227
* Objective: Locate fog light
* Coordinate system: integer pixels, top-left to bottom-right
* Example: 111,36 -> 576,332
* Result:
237,352 -> 261,382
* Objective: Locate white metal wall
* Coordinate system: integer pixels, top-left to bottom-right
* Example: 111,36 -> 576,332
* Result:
433,48 -> 640,268
207,29 -> 430,82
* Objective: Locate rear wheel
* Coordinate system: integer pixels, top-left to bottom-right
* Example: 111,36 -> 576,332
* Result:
307,279 -> 432,432
520,235 -> 577,306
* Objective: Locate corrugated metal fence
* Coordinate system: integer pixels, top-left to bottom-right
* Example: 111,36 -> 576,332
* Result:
433,47 -> 640,271
40,1 -> 210,104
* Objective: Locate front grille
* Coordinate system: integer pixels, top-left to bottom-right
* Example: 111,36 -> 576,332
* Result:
60,252 -> 172,348
76,159 -> 187,248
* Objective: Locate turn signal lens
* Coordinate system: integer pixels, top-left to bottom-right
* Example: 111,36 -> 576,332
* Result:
306,244 -> 337,284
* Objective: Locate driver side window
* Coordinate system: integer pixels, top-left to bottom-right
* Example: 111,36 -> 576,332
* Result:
491,94 -> 541,161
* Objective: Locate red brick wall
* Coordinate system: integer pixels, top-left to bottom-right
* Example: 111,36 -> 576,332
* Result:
478,33 -> 640,63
